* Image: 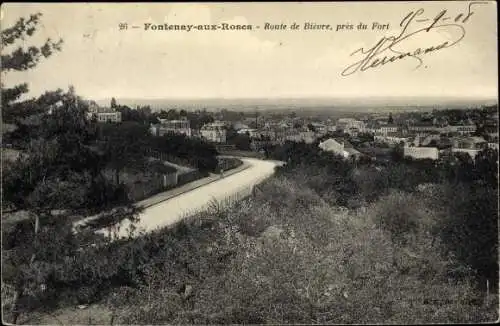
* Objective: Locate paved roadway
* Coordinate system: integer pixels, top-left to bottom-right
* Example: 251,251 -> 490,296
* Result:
97,158 -> 284,239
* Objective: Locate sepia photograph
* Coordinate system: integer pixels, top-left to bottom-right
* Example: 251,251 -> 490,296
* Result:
1,1 -> 498,324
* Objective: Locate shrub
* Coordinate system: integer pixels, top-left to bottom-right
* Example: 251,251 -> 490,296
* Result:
368,191 -> 428,242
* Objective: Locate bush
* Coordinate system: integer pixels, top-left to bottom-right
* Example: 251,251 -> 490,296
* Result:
4,141 -> 497,324
438,182 -> 499,288
368,191 -> 436,243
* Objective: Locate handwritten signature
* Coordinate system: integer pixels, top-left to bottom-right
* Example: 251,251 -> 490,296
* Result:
341,2 -> 488,77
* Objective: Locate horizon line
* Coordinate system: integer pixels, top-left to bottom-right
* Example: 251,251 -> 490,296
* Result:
92,95 -> 499,101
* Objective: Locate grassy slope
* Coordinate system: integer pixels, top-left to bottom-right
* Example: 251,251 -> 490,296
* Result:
12,171 -> 498,324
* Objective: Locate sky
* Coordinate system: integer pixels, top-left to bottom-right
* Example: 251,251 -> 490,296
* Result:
1,2 -> 498,101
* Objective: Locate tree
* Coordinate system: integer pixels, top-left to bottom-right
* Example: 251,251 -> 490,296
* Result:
233,134 -> 252,151
116,105 -> 153,124
1,90 -> 131,323
388,113 -> 394,124
390,144 -> 404,162
3,89 -> 68,148
166,109 -> 180,120
140,105 -> 152,116
99,122 -> 150,185
111,97 -> 117,108
1,13 -> 63,124
225,125 -> 238,141
357,132 -> 374,143
188,112 -> 214,130
439,181 -> 498,291
307,123 -> 316,132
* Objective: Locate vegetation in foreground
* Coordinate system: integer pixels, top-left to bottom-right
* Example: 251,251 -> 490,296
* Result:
3,143 -> 498,324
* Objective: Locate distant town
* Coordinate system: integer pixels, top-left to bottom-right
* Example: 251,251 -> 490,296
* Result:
85,98 -> 499,164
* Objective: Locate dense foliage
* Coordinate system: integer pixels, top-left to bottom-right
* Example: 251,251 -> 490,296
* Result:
149,133 -> 219,173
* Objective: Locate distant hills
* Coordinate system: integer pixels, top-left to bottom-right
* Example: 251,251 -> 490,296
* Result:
94,96 -> 498,113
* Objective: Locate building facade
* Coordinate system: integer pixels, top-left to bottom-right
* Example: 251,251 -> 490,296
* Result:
87,104 -> 122,123
407,124 -> 440,135
319,138 -> 348,158
376,124 -> 399,136
451,136 -> 488,159
200,121 -> 227,143
445,124 -> 477,135
336,118 -> 366,135
151,119 -> 192,137
404,146 -> 439,160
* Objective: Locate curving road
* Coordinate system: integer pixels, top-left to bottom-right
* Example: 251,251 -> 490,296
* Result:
97,158 -> 284,239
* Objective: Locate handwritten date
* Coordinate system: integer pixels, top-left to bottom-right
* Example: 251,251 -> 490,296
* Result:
341,2 -> 488,77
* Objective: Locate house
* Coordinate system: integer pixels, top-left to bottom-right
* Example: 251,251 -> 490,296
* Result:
374,131 -> 411,146
318,138 -> 363,159
488,143 -> 499,150
319,138 -> 347,158
283,129 -> 316,144
237,128 -> 259,138
232,122 -> 250,131
365,121 -> 380,134
452,136 -> 488,150
376,124 -> 399,136
326,125 -> 337,132
200,121 -> 227,143
309,122 -> 327,134
298,130 -> 316,143
259,129 -> 277,140
408,123 -> 440,135
100,111 -> 121,123
151,119 -> 191,137
87,105 -> 122,123
445,124 -> 477,135
404,145 -> 439,160
336,118 -> 366,134
451,136 -> 488,159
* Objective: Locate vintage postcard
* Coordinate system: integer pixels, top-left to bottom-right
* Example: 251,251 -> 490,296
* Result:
1,1 -> 498,325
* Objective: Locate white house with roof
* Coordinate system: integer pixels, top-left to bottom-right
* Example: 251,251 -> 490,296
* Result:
319,138 -> 363,159
404,145 -> 439,160
237,128 -> 259,138
232,122 -> 250,131
319,138 -> 348,158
